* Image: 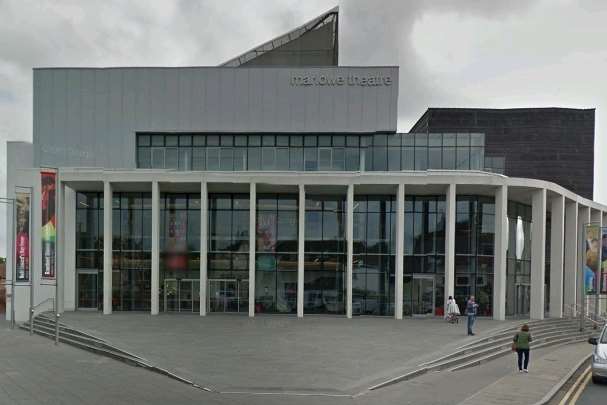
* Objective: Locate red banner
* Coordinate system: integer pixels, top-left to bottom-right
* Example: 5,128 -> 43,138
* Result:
15,192 -> 30,281
41,171 -> 56,278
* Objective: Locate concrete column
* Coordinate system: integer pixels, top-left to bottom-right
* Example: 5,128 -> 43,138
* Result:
493,185 -> 508,320
57,180 -> 65,313
63,186 -> 77,311
346,184 -> 354,319
549,194 -> 565,318
103,181 -> 112,315
248,183 -> 256,317
530,189 -> 547,320
445,184 -> 456,308
564,201 -> 578,313
590,209 -> 602,318
151,181 -> 160,315
200,181 -> 208,316
577,206 -> 590,318
297,184 -> 305,318
395,183 -> 405,320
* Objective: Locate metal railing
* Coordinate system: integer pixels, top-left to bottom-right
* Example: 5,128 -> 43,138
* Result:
564,303 -> 607,330
29,297 -> 59,344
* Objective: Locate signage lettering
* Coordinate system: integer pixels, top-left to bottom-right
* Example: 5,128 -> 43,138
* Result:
290,74 -> 392,87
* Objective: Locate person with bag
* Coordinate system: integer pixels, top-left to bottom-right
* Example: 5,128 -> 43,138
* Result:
513,324 -> 533,373
465,296 -> 479,335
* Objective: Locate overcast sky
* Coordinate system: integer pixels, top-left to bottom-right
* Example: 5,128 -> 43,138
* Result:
1,0 -> 606,257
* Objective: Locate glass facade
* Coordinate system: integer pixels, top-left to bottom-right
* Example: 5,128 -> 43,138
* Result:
255,194 -> 299,314
73,188 -> 549,319
304,195 -> 346,314
353,195 -> 396,316
207,194 -> 250,313
75,192 -> 103,310
505,201 -> 533,317
403,196 -> 446,316
136,133 -> 491,172
159,194 -> 201,312
454,196 -> 495,316
112,193 -> 152,311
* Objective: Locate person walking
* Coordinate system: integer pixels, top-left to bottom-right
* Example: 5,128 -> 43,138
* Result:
513,324 -> 533,373
446,296 -> 460,323
465,296 -> 479,336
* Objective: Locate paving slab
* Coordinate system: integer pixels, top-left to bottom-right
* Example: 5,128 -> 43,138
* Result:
59,312 -> 519,393
457,342 -> 591,405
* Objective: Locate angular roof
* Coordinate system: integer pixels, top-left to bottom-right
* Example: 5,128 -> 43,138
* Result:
221,6 -> 339,67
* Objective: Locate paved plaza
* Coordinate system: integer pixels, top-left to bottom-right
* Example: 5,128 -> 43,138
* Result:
59,313 -> 517,393
0,314 -> 599,404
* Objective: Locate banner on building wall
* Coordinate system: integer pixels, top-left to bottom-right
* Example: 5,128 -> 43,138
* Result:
41,171 -> 56,279
165,210 -> 188,270
602,227 -> 607,294
256,212 -> 277,271
583,224 -> 601,295
15,192 -> 31,282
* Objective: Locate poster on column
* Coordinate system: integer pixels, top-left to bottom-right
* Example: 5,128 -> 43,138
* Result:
41,171 -> 56,279
166,209 -> 187,270
602,227 -> 607,294
583,224 -> 600,295
15,192 -> 31,281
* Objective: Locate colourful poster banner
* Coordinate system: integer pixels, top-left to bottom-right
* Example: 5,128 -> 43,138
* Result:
602,227 -> 607,294
584,224 -> 600,295
15,192 -> 31,281
165,209 -> 188,270
41,171 -> 56,278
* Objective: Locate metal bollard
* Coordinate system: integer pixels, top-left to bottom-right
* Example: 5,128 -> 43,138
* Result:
29,309 -> 34,336
55,313 -> 60,345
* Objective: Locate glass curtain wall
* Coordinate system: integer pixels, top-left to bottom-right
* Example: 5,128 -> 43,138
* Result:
75,192 -> 103,310
352,195 -> 396,316
112,193 -> 152,311
403,196 -> 446,316
136,133 -> 490,172
505,202 -> 532,317
207,194 -> 250,313
159,194 -> 201,312
255,194 -> 298,314
304,195 -> 346,314
454,196 -> 495,316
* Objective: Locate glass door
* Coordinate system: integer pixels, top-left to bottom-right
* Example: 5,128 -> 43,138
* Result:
515,283 -> 531,316
208,279 -> 248,313
412,276 -> 435,316
77,272 -> 98,309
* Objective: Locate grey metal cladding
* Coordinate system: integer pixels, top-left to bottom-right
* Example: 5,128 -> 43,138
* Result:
33,66 -> 398,169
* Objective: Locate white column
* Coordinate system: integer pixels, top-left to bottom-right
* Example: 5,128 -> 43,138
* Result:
297,184 -> 305,318
63,186 -> 77,311
493,185 -> 508,320
57,180 -> 65,313
151,181 -> 160,315
563,201 -> 578,313
248,183 -> 256,317
395,183 -> 405,320
103,181 -> 112,315
346,184 -> 354,319
577,206 -> 591,318
590,209 -> 602,317
549,195 -> 565,318
530,188 -> 547,320
445,184 -> 456,308
200,181 -> 208,316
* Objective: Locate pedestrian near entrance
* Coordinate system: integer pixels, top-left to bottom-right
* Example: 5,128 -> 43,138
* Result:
465,296 -> 478,336
513,324 -> 532,373
446,296 -> 460,323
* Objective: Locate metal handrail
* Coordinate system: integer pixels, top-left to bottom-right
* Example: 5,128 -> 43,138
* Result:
29,298 -> 55,336
563,303 -> 606,330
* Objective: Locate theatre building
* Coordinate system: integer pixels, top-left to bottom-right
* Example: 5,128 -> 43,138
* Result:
5,7 -> 607,322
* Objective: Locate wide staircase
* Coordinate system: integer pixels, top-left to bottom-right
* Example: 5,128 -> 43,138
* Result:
20,313 -> 200,386
370,316 -> 604,390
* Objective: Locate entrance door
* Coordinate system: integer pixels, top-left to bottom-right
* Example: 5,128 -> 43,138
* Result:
208,279 -> 248,313
412,276 -> 435,316
163,278 -> 200,313
77,272 -> 98,309
515,284 -> 531,316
